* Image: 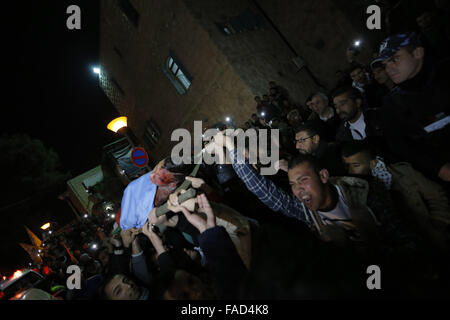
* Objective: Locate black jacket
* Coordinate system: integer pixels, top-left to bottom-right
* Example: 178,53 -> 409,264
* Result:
308,114 -> 341,142
379,57 -> 450,177
197,226 -> 247,299
335,109 -> 383,143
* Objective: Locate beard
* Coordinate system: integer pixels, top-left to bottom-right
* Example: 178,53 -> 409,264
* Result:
339,108 -> 359,122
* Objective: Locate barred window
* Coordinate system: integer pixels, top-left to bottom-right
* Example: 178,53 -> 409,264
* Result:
163,55 -> 192,95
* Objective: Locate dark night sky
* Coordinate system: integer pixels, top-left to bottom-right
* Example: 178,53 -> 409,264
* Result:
4,1 -> 119,176
1,1 -> 120,274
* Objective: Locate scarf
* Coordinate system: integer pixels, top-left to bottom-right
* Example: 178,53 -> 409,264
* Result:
371,157 -> 393,190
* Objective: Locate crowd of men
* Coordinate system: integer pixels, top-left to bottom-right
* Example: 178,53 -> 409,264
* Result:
12,3 -> 450,300
94,23 -> 449,299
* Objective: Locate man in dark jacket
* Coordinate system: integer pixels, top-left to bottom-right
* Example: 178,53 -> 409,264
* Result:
373,32 -> 450,182
332,86 -> 385,157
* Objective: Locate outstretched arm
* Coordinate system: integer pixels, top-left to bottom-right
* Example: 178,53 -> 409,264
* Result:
206,132 -> 311,225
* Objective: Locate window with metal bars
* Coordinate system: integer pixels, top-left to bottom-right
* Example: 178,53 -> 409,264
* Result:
162,54 -> 192,95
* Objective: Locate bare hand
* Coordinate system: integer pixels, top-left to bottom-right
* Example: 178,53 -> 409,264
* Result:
148,207 -> 166,226
120,228 -> 140,248
185,176 -> 205,189
142,221 -> 165,255
167,190 -> 197,213
176,194 -> 216,233
149,206 -> 179,227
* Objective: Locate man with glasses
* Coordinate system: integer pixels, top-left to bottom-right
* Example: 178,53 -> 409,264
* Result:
295,121 -> 346,176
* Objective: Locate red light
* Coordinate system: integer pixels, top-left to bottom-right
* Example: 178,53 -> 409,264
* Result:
43,266 -> 50,275
0,291 -> 4,299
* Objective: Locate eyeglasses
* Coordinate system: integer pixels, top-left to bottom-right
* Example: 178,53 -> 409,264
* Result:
294,135 -> 314,144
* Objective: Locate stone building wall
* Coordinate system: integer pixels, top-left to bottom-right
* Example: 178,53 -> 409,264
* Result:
255,0 -> 377,91
99,0 -> 380,163
100,0 -> 256,161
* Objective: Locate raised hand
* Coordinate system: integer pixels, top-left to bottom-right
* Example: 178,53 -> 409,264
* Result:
185,176 -> 205,189
120,228 -> 140,248
142,221 -> 166,256
167,189 -> 197,213
177,194 -> 216,234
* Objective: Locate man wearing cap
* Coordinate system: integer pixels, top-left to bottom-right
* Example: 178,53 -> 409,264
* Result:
373,32 -> 450,182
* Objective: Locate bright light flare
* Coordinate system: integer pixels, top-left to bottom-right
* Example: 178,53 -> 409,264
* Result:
107,116 -> 128,133
11,270 -> 23,280
354,40 -> 361,47
93,67 -> 101,74
40,223 -> 51,230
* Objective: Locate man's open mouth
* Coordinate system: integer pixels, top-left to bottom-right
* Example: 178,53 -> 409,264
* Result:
301,195 -> 312,205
